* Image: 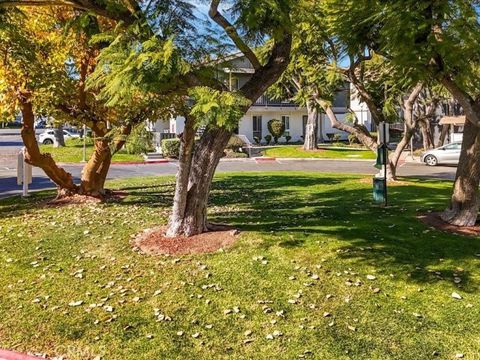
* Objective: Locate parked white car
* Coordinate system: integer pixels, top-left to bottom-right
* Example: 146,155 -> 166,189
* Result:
421,142 -> 462,166
38,129 -> 80,145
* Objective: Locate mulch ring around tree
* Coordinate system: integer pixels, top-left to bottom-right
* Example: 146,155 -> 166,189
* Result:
418,212 -> 480,237
132,225 -> 240,256
359,177 -> 410,186
44,191 -> 127,207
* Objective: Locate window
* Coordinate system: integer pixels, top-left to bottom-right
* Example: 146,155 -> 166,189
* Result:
282,115 -> 290,136
444,143 -> 461,150
253,116 -> 262,139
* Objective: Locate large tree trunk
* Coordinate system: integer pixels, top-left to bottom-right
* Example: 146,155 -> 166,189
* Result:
19,94 -> 77,194
53,124 -> 66,147
441,119 -> 480,226
168,126 -> 232,237
303,101 -> 318,151
166,116 -> 197,237
79,123 -> 111,196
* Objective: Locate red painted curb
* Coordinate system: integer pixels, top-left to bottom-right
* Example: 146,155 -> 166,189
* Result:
0,349 -> 42,360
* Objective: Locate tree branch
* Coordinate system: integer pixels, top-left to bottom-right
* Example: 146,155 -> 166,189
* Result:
440,75 -> 480,127
240,33 -> 292,104
0,0 -> 137,24
208,0 -> 261,70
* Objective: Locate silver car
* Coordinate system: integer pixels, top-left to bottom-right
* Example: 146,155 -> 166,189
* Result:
421,142 -> 462,166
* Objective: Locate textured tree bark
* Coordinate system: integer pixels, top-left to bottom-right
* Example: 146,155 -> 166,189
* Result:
19,95 -> 77,194
322,105 -> 377,151
79,122 -> 111,196
440,77 -> 480,226
437,125 -> 449,147
388,83 -> 424,180
166,116 -> 197,237
441,119 -> 480,226
388,126 -> 415,180
303,101 -> 318,151
53,124 -> 65,147
167,127 -> 232,237
420,120 -> 434,150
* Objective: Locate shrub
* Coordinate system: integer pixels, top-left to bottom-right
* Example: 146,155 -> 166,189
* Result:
332,133 -> 342,142
326,133 -> 334,141
125,124 -> 154,154
225,150 -> 248,158
267,119 -> 285,144
348,133 -> 360,145
285,135 -> 292,144
253,136 -> 260,145
226,135 -> 246,151
264,134 -> 272,145
161,138 -> 180,159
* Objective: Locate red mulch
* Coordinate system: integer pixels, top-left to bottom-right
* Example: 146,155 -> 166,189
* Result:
44,191 -> 127,207
132,225 -> 240,256
359,177 -> 410,186
418,212 -> 480,237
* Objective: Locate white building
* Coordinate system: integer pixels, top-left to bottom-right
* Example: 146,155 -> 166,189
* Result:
152,54 -> 374,144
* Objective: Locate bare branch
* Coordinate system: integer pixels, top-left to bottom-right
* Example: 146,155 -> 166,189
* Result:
208,0 -> 261,70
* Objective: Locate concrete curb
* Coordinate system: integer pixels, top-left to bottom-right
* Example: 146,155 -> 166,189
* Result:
275,157 -> 374,162
57,159 -> 171,166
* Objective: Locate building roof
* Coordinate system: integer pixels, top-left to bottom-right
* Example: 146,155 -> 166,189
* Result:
439,116 -> 466,125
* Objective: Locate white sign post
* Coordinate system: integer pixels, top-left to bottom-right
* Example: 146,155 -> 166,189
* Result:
378,122 -> 390,144
17,148 -> 32,197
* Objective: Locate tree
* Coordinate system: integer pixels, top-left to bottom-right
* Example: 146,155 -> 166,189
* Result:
80,0 -> 295,236
273,1 -> 426,179
3,0 -> 294,236
334,0 -> 480,226
0,8 -> 79,193
0,8 -> 164,197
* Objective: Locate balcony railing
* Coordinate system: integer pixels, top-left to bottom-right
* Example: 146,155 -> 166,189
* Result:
253,95 -> 298,107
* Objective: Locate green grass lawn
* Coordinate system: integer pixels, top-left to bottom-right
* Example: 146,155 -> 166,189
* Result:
262,145 -> 376,160
1,172 -> 479,359
39,138 -> 144,163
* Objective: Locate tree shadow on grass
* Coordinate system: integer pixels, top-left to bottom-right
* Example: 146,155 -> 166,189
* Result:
2,172 -> 478,291
207,174 -> 480,292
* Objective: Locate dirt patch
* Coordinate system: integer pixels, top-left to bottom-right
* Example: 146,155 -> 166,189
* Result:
44,191 -> 127,207
418,212 -> 480,237
132,225 -> 240,255
359,177 -> 410,186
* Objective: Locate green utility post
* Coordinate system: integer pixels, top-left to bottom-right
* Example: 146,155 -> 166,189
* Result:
373,122 -> 388,207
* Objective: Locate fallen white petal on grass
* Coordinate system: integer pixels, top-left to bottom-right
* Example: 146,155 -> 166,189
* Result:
452,292 -> 463,300
68,301 -> 83,307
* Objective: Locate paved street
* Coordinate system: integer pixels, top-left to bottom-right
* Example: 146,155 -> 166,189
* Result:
0,128 -> 457,198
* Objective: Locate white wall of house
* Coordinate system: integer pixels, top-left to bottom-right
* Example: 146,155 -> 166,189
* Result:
238,107 -> 349,143
321,111 -> 350,140
239,109 -> 305,143
350,83 -> 374,131
154,109 -> 357,145
150,120 -> 170,133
